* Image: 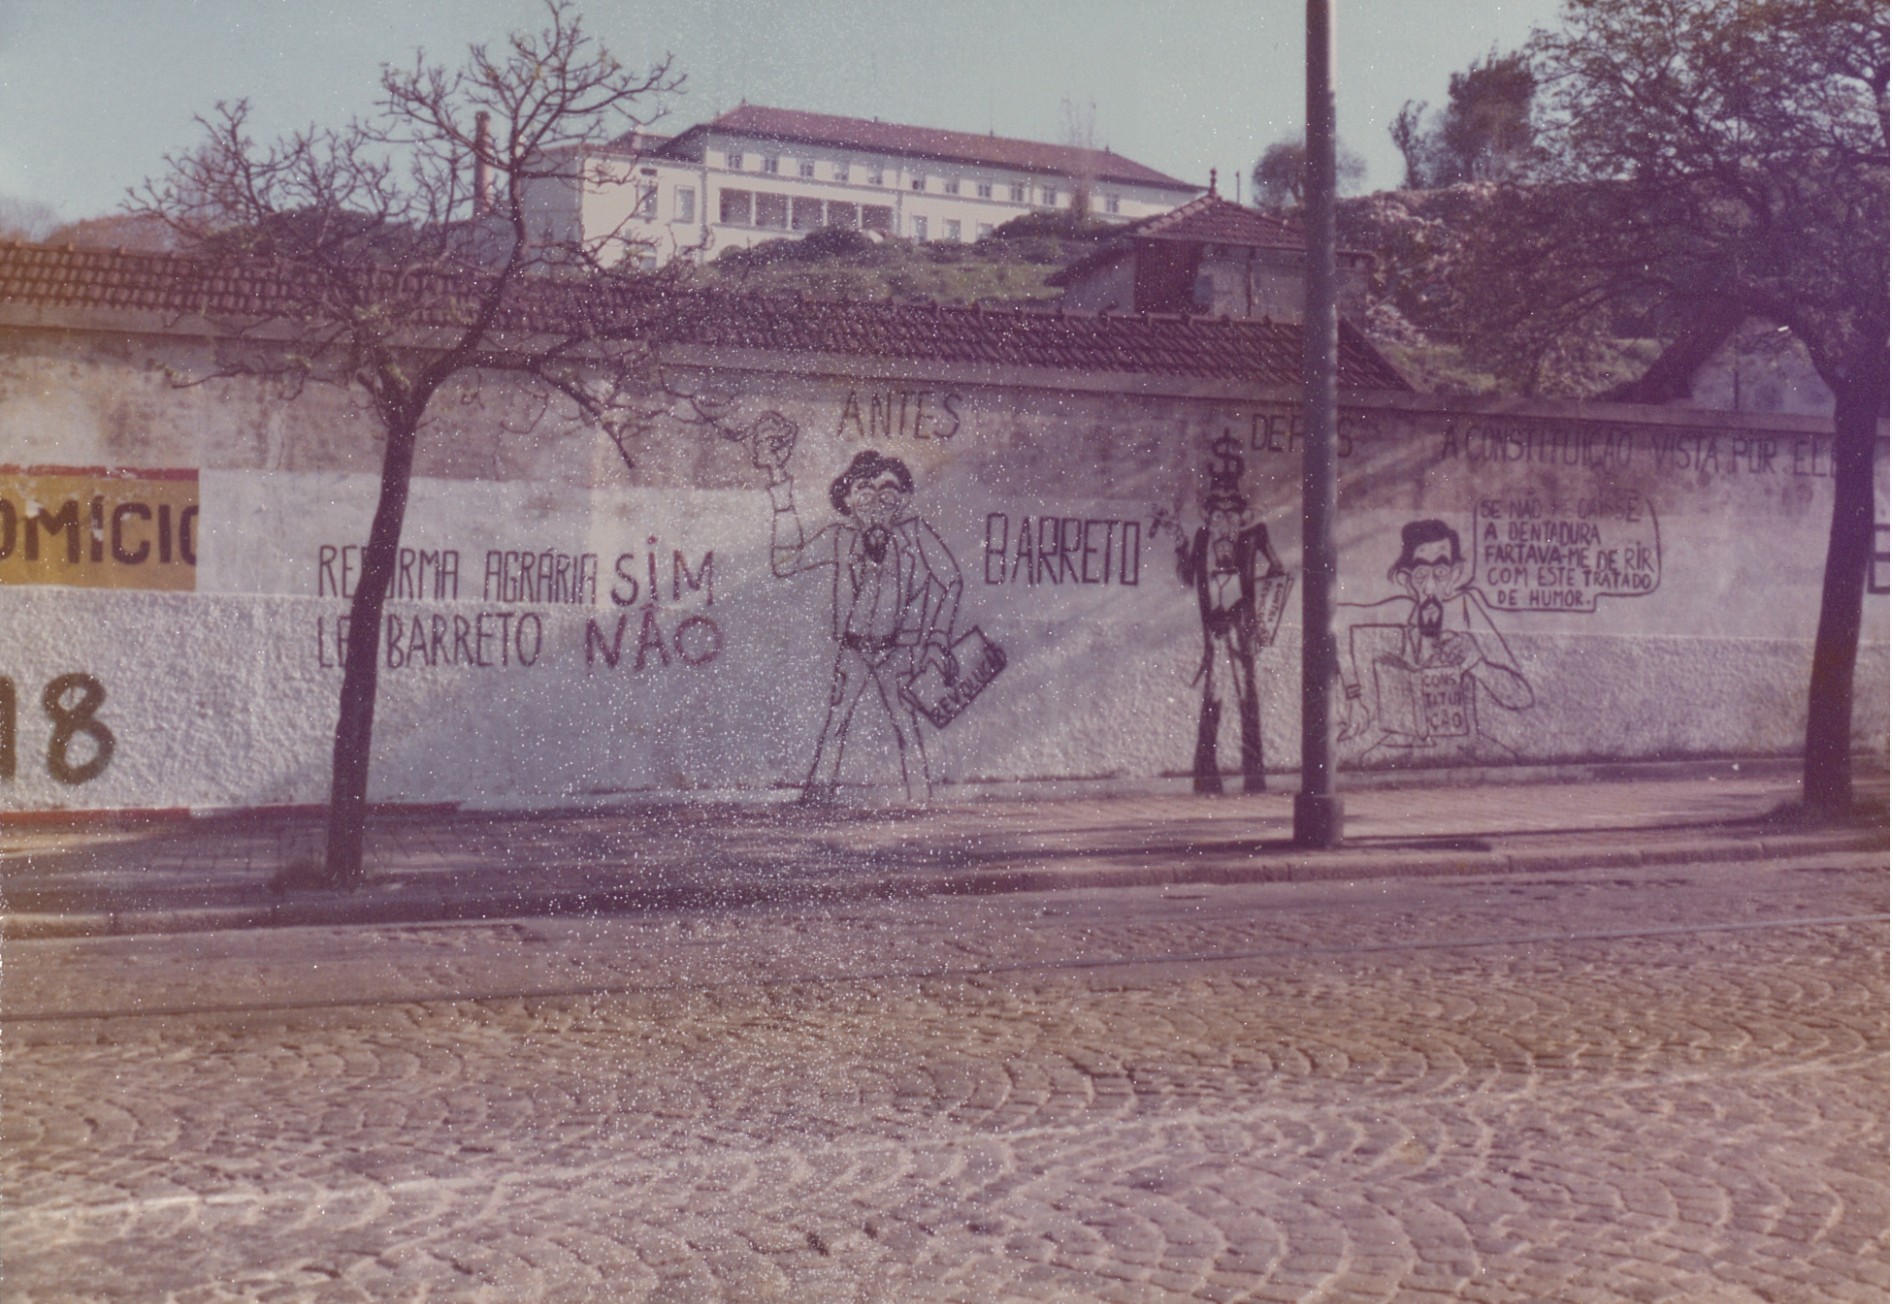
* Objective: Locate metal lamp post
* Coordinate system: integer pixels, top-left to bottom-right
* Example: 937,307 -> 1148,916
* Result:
1294,0 -> 1345,847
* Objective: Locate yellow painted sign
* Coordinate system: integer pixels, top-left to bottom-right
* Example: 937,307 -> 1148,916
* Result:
0,467 -> 199,591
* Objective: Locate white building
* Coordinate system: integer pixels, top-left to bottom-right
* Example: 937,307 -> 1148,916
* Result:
525,105 -> 1202,267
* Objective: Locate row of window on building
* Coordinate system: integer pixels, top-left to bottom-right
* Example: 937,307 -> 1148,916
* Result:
716,151 -> 1121,213
619,168 -> 1137,238
717,189 -> 1000,241
614,181 -> 1024,240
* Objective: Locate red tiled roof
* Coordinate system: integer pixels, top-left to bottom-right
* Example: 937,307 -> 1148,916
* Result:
1125,194 -> 1303,248
665,105 -> 1201,195
0,242 -> 1410,391
1047,194 -> 1372,288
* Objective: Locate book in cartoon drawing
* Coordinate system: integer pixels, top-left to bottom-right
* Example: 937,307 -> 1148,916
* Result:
745,410 -> 1003,803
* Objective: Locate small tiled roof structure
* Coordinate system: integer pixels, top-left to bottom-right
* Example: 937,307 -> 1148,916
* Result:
0,241 -> 1411,390
658,105 -> 1201,196
1121,193 -> 1304,248
1047,195 -> 1354,293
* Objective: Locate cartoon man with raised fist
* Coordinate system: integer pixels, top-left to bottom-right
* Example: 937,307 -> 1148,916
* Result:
750,413 -> 963,804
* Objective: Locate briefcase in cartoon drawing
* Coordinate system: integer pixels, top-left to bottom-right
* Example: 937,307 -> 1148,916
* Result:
901,627 -> 1007,729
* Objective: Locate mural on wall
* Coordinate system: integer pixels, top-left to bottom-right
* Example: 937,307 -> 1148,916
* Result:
5,321 -> 1880,817
746,411 -> 1002,803
1155,433 -> 1293,794
1338,519 -> 1535,764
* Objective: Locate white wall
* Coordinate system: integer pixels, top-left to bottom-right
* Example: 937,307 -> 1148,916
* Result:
0,326 -> 1883,812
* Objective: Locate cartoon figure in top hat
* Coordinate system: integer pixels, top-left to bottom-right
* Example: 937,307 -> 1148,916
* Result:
1159,433 -> 1294,794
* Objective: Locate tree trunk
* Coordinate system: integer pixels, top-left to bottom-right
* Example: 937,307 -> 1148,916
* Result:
1802,356 -> 1888,817
323,419 -> 422,886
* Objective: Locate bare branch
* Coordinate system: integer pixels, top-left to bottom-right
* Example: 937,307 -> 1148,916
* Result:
123,0 -> 689,886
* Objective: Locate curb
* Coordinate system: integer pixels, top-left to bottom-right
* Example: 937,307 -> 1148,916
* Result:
4,828 -> 1880,940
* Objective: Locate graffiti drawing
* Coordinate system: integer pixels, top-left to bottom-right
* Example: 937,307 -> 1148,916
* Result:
1157,434 -> 1293,794
1338,519 -> 1534,763
750,412 -> 978,803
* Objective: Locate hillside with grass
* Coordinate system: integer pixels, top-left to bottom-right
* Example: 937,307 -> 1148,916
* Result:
686,214 -> 1118,306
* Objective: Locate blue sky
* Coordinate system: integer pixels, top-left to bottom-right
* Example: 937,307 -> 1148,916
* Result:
1,0 -> 1567,225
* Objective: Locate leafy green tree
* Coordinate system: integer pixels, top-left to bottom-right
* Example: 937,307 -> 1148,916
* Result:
1250,134 -> 1366,211
1392,50 -> 1539,187
134,1 -> 682,884
0,195 -> 59,241
1454,0 -> 1887,813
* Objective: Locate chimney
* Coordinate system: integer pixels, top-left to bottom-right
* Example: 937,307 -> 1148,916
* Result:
473,111 -> 495,217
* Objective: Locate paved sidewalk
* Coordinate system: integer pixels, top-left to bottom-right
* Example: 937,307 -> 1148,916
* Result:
2,761 -> 1884,938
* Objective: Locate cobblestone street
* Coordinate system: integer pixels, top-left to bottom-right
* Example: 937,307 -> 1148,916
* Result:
5,855 -> 1886,1302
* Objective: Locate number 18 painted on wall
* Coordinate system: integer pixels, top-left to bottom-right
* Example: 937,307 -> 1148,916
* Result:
0,673 -> 115,784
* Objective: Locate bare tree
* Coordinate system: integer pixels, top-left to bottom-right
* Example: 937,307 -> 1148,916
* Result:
133,1 -> 684,885
1061,97 -> 1099,220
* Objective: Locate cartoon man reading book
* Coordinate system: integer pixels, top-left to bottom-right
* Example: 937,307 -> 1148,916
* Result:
1338,519 -> 1533,763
